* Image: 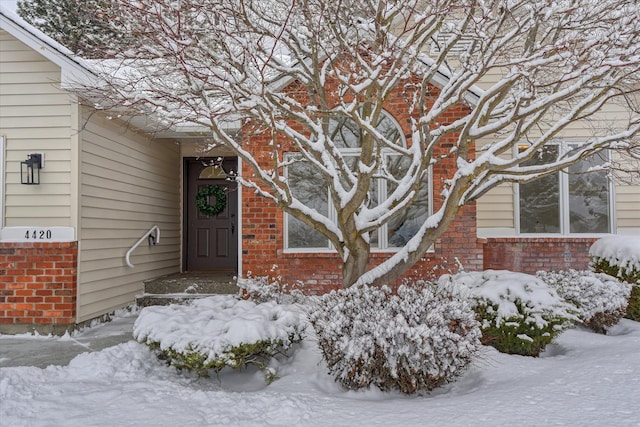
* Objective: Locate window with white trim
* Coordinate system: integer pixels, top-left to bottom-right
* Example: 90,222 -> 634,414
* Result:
285,112 -> 431,250
517,144 -> 612,234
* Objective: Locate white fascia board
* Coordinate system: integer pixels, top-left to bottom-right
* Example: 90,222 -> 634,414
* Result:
148,116 -> 242,139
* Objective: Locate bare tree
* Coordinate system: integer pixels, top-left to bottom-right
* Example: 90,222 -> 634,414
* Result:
85,0 -> 640,287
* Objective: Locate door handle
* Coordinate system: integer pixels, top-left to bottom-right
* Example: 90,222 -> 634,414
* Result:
231,221 -> 235,234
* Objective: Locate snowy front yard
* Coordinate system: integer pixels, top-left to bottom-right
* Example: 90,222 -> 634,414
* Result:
1,315 -> 639,426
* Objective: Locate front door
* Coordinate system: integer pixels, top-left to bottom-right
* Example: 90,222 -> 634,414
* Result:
185,158 -> 238,271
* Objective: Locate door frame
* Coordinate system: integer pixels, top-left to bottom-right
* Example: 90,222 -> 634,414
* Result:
182,156 -> 241,272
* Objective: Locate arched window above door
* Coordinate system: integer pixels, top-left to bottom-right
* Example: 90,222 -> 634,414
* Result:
199,165 -> 228,179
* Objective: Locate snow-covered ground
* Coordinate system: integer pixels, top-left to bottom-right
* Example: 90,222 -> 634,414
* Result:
1,311 -> 639,427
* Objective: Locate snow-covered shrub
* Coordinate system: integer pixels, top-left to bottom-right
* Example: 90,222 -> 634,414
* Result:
134,295 -> 306,380
590,236 -> 640,321
590,236 -> 640,282
237,276 -> 306,304
441,271 -> 577,357
536,270 -> 631,334
309,282 -> 481,394
625,285 -> 640,322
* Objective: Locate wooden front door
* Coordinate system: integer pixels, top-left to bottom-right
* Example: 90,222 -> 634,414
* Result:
185,158 -> 238,272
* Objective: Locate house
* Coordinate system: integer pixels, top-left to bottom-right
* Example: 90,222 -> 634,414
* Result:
1,7 -> 639,334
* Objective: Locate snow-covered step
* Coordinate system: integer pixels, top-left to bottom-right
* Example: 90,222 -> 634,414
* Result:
136,272 -> 238,307
136,293 -> 220,307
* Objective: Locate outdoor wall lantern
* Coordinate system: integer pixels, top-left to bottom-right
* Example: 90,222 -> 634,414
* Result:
21,153 -> 43,185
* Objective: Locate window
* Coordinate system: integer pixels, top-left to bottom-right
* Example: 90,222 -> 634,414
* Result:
285,112 -> 430,250
518,144 -> 612,234
286,159 -> 329,249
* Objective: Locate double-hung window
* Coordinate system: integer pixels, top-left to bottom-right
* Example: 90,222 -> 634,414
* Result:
285,112 -> 431,251
517,143 -> 612,234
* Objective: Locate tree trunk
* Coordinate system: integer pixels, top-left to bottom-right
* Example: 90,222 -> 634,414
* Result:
341,238 -> 371,288
362,199 -> 465,287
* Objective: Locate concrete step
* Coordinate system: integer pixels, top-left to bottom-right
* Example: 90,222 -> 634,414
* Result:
136,272 -> 239,307
136,293 -> 223,307
143,272 -> 238,294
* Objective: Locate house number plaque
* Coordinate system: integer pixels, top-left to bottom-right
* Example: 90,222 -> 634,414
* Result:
0,227 -> 75,242
24,229 -> 53,240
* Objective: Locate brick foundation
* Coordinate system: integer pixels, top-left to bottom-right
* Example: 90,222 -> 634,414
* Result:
482,237 -> 596,274
0,242 -> 78,334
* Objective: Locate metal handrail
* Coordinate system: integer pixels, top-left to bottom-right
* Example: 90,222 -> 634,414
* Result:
125,225 -> 160,268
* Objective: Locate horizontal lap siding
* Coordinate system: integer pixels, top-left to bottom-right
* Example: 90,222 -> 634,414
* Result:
0,31 -> 73,227
616,184 -> 640,231
475,135 -> 515,231
476,183 -> 514,229
78,111 -> 181,322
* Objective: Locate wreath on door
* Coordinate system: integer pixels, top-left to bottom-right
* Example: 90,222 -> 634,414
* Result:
196,185 -> 227,216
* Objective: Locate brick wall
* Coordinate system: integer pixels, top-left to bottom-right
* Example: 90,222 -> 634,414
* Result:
242,203 -> 483,293
241,72 -> 483,291
0,242 -> 78,334
482,237 -> 596,274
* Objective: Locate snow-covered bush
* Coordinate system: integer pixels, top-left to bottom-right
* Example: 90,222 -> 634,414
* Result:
590,236 -> 640,321
441,271 -> 577,357
625,286 -> 640,322
134,295 -> 306,380
309,282 -> 481,394
536,270 -> 631,334
237,276 -> 306,304
590,236 -> 640,281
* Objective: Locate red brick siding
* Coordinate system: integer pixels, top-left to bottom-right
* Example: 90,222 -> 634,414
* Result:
242,204 -> 483,293
241,74 -> 482,291
0,242 -> 78,331
242,202 -> 483,294
482,237 -> 596,273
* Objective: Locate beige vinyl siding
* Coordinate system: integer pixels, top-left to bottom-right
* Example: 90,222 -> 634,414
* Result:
611,119 -> 640,232
476,183 -> 514,229
616,183 -> 640,230
78,110 -> 181,322
0,31 -> 74,226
